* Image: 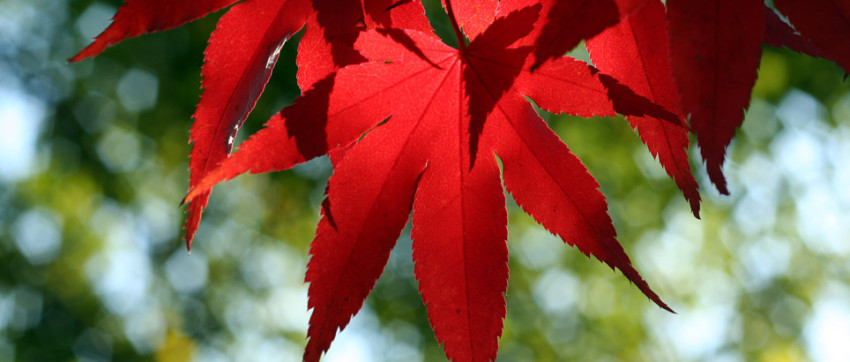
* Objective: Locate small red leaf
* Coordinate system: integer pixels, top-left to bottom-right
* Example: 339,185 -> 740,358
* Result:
517,57 -> 624,118
493,96 -> 672,312
69,0 -> 240,61
773,0 -> 850,73
587,0 -> 700,216
185,0 -> 310,248
513,56 -> 682,126
668,0 -> 764,194
304,115 -> 429,362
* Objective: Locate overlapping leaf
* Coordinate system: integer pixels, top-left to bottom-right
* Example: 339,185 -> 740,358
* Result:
773,0 -> 850,73
185,0 -> 310,248
187,5 -> 676,361
70,0 -> 850,361
296,0 -> 432,90
69,0 -> 240,61
667,0 -> 763,194
527,0 -> 651,67
186,0 -> 430,247
586,0 -> 699,216
664,1 -> 847,194
763,6 -> 829,60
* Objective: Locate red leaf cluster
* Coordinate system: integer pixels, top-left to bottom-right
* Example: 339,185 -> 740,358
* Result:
71,0 -> 850,360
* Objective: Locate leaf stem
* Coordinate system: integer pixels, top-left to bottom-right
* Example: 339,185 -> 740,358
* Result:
444,0 -> 466,52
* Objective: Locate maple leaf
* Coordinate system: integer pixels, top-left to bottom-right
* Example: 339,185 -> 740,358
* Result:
586,0 -> 700,216
185,0 -> 311,248
667,0 -> 764,195
188,0 -> 432,248
64,0 -> 850,359
295,0 -> 432,91
528,0 -> 653,68
772,0 -> 850,74
663,1 -> 848,195
68,0 -> 241,62
68,0 -> 312,248
763,6 -> 831,61
186,1 -> 680,360
68,0 -> 850,360
70,0 -> 432,249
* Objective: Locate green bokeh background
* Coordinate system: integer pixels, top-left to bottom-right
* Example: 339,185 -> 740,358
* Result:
1,0 -> 849,361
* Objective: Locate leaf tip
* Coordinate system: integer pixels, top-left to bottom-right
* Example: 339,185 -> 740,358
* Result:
69,40 -> 107,63
705,160 -> 730,195
67,53 -> 84,63
714,181 -> 730,196
639,282 -> 674,313
688,196 -> 701,219
303,337 -> 327,362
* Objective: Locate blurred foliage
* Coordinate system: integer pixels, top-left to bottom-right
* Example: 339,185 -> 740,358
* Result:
1,0 -> 850,361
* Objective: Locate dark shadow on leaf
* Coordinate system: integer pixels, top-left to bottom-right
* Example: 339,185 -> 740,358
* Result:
464,6 -> 539,168
595,69 -> 686,129
470,4 -> 541,50
533,0 -> 619,69
312,0 -> 369,68
284,75 -> 335,159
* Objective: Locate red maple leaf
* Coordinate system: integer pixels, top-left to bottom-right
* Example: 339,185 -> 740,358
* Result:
67,0 -> 241,62
184,0 -> 311,248
69,0 -> 850,360
772,0 -> 850,74
586,0 -> 700,216
665,0 -> 849,194
68,0 -> 314,247
295,0 -> 432,91
763,6 -> 831,61
68,0 -> 434,249
667,0 -> 764,195
185,1 -> 680,360
529,0 -> 654,68
186,0 -> 432,249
